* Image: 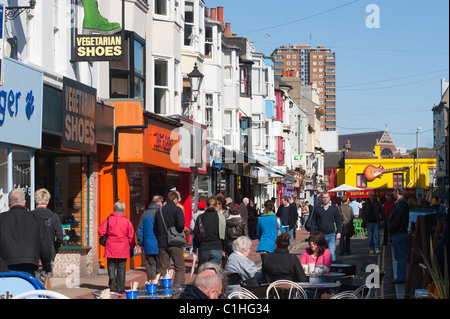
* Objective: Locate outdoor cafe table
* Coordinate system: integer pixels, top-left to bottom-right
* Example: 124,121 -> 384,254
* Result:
320,272 -> 346,282
92,284 -> 185,299
330,263 -> 356,276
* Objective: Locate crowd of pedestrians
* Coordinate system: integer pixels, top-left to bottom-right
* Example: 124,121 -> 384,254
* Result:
1,185 -> 448,299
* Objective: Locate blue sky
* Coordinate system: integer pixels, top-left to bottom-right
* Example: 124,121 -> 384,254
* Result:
206,0 -> 449,150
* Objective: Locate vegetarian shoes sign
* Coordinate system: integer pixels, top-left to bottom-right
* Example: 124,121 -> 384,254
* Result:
62,77 -> 97,153
74,0 -> 124,61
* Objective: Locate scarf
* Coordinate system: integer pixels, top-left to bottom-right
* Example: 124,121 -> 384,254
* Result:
217,210 -> 226,240
260,210 -> 275,217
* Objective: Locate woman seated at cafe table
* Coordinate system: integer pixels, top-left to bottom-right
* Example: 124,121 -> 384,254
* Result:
261,232 -> 308,283
300,231 -> 332,275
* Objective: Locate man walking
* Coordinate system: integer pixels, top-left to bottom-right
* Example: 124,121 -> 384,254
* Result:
137,195 -> 163,282
389,186 -> 409,284
0,189 -> 52,277
361,192 -> 385,255
276,196 -> 298,244
154,191 -> 186,284
338,195 -> 354,256
310,191 -> 342,261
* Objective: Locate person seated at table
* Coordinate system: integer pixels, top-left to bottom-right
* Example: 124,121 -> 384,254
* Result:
225,236 -> 262,294
261,232 -> 308,283
179,267 -> 223,299
300,231 -> 332,275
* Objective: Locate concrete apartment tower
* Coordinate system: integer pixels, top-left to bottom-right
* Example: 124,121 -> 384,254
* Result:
271,45 -> 336,132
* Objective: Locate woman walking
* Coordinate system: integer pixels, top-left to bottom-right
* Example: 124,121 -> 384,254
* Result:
98,201 -> 135,294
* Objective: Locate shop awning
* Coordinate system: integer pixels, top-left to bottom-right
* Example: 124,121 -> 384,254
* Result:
245,154 -> 297,183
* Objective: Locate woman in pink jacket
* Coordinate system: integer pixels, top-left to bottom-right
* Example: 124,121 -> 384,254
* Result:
99,201 -> 135,294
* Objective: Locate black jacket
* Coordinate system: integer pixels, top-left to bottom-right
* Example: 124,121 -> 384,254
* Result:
276,204 -> 298,229
262,248 -> 308,283
388,197 -> 409,235
32,208 -> 64,259
193,208 -> 226,251
153,201 -> 185,248
0,205 -> 52,272
179,284 -> 210,299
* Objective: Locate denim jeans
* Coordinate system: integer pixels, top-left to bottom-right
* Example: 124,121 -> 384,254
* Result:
367,223 -> 381,251
325,233 -> 336,261
283,226 -> 295,244
391,232 -> 408,281
198,250 -> 223,266
107,258 -> 127,293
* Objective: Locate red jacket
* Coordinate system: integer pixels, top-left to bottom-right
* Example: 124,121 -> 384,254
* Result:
99,212 -> 135,258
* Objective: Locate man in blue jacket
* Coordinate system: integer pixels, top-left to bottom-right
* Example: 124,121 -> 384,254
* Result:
310,191 -> 343,261
137,195 -> 163,282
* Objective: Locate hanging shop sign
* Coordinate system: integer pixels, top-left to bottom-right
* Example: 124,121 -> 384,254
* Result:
0,58 -> 43,149
73,0 -> 124,62
293,154 -> 307,169
62,77 -> 97,153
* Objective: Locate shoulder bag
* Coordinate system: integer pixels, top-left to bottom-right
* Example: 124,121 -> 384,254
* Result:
159,208 -> 187,247
99,217 -> 109,246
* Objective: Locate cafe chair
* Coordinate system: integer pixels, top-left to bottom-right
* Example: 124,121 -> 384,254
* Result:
330,291 -> 359,299
353,284 -> 373,299
12,289 -> 70,299
265,280 -> 308,299
240,282 -> 270,299
228,287 -> 258,299
353,219 -> 365,238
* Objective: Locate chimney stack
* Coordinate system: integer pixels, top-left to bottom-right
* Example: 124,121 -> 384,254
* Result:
344,139 -> 351,151
225,23 -> 231,37
217,7 -> 224,24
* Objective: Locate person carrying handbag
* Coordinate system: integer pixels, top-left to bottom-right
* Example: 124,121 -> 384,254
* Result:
98,201 -> 135,294
338,196 -> 355,256
153,191 -> 186,285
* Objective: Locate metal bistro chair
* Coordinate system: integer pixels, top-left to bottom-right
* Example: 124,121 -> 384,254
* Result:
12,290 -> 70,299
353,284 -> 373,299
330,291 -> 359,299
353,219 -> 365,238
265,280 -> 308,299
228,287 -> 259,299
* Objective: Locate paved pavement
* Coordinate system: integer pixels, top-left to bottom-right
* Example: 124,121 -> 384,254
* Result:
51,229 -> 403,299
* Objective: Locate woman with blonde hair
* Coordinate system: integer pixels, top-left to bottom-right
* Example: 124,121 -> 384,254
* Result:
193,196 -> 226,266
32,189 -> 64,260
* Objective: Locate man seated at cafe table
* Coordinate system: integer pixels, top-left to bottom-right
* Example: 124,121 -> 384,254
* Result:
179,267 -> 223,299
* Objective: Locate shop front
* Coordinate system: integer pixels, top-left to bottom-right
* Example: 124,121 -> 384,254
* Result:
36,77 -> 114,279
0,58 -> 43,212
98,100 -> 184,270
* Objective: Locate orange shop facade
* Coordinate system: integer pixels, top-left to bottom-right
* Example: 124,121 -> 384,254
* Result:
97,100 -> 188,270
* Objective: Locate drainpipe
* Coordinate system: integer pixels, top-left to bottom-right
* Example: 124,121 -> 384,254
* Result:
113,114 -> 149,202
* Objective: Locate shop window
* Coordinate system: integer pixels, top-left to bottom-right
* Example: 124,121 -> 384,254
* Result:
393,173 -> 404,187
110,32 -> 146,102
356,174 -> 367,188
51,156 -> 90,248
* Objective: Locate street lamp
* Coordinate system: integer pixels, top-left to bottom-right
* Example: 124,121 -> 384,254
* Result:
187,63 -> 204,103
416,126 -> 421,188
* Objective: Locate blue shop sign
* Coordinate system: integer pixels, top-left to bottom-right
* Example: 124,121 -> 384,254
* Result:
0,58 -> 43,149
